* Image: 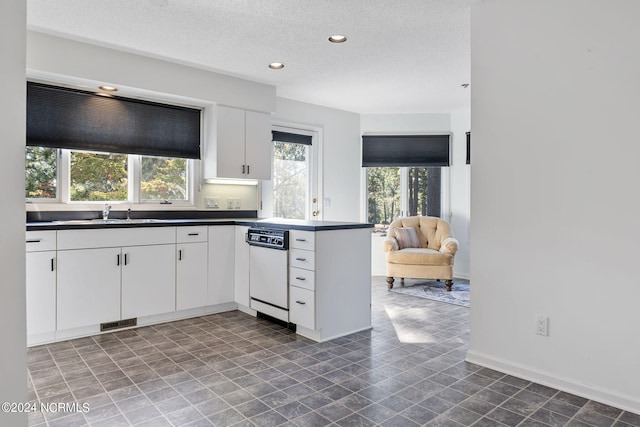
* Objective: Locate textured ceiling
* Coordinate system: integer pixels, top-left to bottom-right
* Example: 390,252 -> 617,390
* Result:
27,0 -> 477,114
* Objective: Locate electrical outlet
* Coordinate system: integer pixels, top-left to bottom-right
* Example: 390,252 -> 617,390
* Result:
234,198 -> 241,209
205,197 -> 219,209
535,315 -> 549,336
226,198 -> 234,209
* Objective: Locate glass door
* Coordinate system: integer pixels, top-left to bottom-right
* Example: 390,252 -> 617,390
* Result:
263,126 -> 319,220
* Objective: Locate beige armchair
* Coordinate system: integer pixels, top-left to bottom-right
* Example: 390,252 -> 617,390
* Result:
382,216 -> 458,291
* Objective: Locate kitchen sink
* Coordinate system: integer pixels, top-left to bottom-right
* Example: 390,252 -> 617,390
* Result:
54,218 -> 165,225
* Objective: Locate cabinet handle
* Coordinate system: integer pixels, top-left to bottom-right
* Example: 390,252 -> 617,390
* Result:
295,300 -> 306,305
295,277 -> 306,281
51,258 -> 55,272
247,165 -> 250,174
179,249 -> 183,261
188,233 -> 199,236
117,254 -> 121,266
26,239 -> 42,243
124,253 -> 129,266
295,238 -> 307,242
242,165 -> 245,174
295,257 -> 306,261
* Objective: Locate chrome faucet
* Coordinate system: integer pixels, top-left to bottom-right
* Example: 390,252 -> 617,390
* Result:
102,204 -> 111,220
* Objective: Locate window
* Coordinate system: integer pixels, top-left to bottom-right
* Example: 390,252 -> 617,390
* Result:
272,141 -> 309,219
25,146 -> 58,200
26,148 -> 190,204
70,151 -> 128,201
367,167 -> 442,228
363,134 -> 449,230
25,81 -> 199,205
140,156 -> 188,201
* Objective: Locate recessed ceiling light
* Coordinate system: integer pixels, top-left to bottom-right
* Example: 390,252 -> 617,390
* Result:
99,85 -> 118,92
268,62 -> 285,70
328,35 -> 347,43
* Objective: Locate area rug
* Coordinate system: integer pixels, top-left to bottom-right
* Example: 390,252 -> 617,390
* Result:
388,280 -> 470,307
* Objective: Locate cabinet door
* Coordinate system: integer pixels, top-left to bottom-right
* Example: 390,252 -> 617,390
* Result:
26,251 -> 56,335
234,226 -> 250,307
122,244 -> 176,318
176,242 -> 208,310
244,110 -> 272,180
208,226 -> 235,305
57,248 -> 121,330
290,286 -> 315,330
216,105 -> 246,179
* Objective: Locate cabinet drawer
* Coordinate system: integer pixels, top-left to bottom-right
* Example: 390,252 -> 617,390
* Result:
26,230 -> 56,252
290,286 -> 315,330
289,230 -> 315,251
58,227 -> 176,250
177,226 -> 208,243
289,267 -> 315,291
289,249 -> 315,270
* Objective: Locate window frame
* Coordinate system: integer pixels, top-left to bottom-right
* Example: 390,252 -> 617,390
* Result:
26,148 -> 195,207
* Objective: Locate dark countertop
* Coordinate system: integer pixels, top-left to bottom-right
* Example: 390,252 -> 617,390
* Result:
26,217 -> 373,232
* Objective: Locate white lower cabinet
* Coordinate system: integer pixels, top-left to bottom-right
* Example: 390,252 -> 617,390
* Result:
57,247 -> 121,330
290,285 -> 315,330
288,228 -> 372,342
234,226 -> 250,307
26,250 -> 57,335
56,227 -> 177,331
208,226 -> 235,305
176,226 -> 208,311
176,241 -> 208,310
26,230 -> 57,336
122,244 -> 176,318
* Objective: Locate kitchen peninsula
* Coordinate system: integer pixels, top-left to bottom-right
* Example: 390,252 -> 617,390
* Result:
26,215 -> 373,346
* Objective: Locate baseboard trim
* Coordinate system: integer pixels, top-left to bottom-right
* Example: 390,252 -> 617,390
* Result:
465,350 -> 640,414
454,272 -> 471,280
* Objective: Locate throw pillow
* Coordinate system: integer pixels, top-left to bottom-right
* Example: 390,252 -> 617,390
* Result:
395,227 -> 421,249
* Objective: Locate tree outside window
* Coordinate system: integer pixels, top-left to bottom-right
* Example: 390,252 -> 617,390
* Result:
25,146 -> 57,199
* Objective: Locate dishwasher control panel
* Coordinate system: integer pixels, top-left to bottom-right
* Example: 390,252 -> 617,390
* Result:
246,227 -> 289,250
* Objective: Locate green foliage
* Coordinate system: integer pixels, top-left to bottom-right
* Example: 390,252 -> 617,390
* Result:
367,167 -> 441,226
141,156 -> 187,200
273,142 -> 307,219
367,167 -> 400,225
70,152 -> 128,201
25,147 -> 57,199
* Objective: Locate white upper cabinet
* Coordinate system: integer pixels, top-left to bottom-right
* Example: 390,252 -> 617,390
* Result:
203,105 -> 272,180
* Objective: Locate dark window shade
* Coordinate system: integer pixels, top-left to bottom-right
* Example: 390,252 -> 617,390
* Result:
27,82 -> 201,159
362,134 -> 450,167
466,132 -> 471,165
272,130 -> 312,145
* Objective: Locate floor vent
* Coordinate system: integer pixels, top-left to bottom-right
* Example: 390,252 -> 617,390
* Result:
100,318 -> 137,332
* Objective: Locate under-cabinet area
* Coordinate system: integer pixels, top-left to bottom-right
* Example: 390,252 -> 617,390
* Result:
25,221 -> 372,346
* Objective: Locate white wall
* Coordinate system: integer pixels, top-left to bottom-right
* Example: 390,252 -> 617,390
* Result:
273,97 -> 362,222
469,0 -> 640,413
0,1 -> 28,426
27,31 -> 275,113
360,113 -> 471,278
450,109 -> 471,279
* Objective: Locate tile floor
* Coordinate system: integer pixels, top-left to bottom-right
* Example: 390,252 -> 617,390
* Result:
27,277 -> 639,426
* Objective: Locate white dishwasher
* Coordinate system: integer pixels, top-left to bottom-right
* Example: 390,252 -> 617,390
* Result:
247,227 -> 290,324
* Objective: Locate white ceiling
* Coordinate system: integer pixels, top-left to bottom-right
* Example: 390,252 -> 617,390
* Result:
27,0 -> 477,114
